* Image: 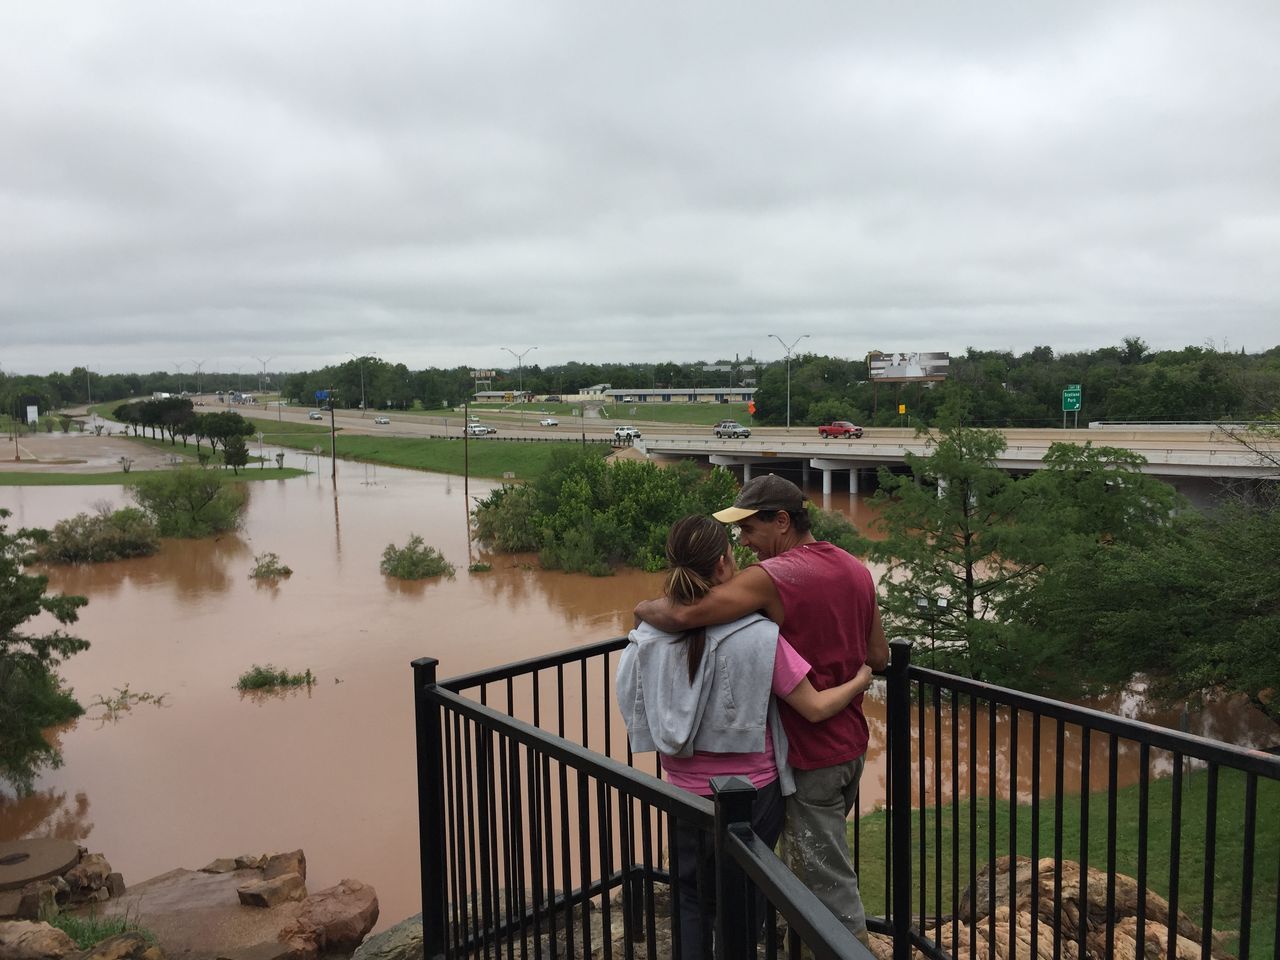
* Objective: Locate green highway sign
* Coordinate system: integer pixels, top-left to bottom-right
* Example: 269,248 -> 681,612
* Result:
1062,384 -> 1082,412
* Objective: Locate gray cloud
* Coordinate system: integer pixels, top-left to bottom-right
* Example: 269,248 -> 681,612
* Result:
2,1 -> 1277,375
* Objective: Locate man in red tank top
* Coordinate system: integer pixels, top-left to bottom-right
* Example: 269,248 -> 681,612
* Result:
635,474 -> 888,944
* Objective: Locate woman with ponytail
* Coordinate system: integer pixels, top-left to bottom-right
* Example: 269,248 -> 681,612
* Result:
616,514 -> 873,958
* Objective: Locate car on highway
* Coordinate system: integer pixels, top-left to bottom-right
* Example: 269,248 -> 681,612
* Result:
465,423 -> 496,437
818,421 -> 864,439
308,411 -> 324,420
539,417 -> 559,427
373,416 -> 390,425
713,420 -> 751,439
614,425 -> 641,441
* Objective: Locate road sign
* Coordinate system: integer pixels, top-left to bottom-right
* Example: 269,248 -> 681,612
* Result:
1062,385 -> 1082,412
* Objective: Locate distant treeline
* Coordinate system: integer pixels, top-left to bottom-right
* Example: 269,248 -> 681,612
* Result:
5,338 -> 1278,427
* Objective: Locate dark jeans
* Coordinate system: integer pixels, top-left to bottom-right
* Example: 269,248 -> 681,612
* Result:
672,778 -> 785,960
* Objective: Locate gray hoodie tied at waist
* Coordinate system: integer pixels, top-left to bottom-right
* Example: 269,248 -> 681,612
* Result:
615,613 -> 794,796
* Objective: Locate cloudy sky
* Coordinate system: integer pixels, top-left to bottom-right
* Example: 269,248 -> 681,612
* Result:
2,2 -> 1277,376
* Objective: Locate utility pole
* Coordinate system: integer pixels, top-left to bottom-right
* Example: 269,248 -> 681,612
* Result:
768,333 -> 810,430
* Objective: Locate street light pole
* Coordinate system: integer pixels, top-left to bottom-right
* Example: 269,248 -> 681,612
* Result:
501,346 -> 537,399
768,333 -> 810,430
253,356 -> 275,395
348,354 -> 367,417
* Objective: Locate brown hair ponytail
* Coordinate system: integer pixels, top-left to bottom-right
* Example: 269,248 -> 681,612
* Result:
664,515 -> 730,683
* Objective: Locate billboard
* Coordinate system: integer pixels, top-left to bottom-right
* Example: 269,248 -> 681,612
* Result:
868,351 -> 950,382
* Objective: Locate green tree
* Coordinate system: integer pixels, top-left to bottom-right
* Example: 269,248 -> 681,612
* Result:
1021,497 -> 1279,718
131,468 -> 247,537
222,434 -> 249,475
858,426 -> 1037,677
0,509 -> 90,794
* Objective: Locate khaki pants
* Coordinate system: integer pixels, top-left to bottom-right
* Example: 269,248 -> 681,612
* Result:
781,756 -> 868,940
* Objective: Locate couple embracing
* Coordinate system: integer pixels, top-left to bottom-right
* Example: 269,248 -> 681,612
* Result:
616,473 -> 888,958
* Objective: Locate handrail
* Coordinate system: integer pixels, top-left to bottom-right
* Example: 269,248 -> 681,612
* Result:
442,635 -> 628,692
723,828 -> 872,960
429,683 -> 714,828
908,665 -> 1280,776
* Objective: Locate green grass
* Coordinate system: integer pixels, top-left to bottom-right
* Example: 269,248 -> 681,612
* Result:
263,433 -> 610,480
0,467 -> 306,486
48,911 -> 154,949
849,766 -> 1277,956
236,665 -> 315,690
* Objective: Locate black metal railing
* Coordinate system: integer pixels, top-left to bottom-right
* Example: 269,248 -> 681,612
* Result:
415,638 -> 1280,960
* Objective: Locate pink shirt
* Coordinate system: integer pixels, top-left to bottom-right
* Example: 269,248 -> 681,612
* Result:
760,542 -> 876,770
660,637 -> 811,796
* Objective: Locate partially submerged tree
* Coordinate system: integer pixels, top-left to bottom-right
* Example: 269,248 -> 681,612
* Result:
0,509 -> 90,794
131,467 -> 246,537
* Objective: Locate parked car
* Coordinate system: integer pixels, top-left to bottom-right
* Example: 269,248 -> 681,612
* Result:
544,395 -> 561,403
539,417 -> 559,427
818,421 -> 864,439
308,411 -> 324,420
713,420 -> 751,439
621,396 -> 636,403
614,425 -> 641,441
465,423 -> 497,437
374,416 -> 390,425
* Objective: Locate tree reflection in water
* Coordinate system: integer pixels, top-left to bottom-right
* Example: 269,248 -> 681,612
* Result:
0,788 -> 93,843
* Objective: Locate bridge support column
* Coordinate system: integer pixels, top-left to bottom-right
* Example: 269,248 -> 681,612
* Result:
743,462 -> 752,483
802,461 -> 810,487
822,468 -> 833,495
850,467 -> 859,495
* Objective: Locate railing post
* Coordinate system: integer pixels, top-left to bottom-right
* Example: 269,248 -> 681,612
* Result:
886,638 -> 913,960
711,775 -> 756,960
413,657 -> 449,960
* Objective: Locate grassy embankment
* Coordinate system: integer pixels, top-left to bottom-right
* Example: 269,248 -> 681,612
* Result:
850,766 -> 1276,956
84,405 -> 609,481
257,427 -> 610,480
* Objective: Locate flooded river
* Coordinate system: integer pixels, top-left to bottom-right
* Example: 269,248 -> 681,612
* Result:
1,456 -> 1274,931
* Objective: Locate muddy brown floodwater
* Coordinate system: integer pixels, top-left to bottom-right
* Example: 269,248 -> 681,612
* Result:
1,454 -> 1275,932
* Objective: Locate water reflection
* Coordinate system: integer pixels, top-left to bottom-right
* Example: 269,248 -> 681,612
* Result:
44,534 -> 252,600
0,789 -> 93,843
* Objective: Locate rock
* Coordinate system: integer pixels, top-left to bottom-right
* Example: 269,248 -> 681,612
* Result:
0,919 -> 78,959
351,913 -> 421,960
238,873 -> 307,908
0,890 -> 23,920
278,878 -> 379,955
235,855 -> 268,870
213,943 -> 297,960
201,859 -> 239,875
107,873 -> 127,898
79,932 -> 165,959
92,868 -> 310,959
958,855 -> 1038,921
18,877 -> 70,920
65,853 -> 113,897
262,851 -> 306,883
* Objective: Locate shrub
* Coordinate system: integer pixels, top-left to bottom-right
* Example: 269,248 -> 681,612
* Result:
380,535 -> 455,579
236,665 -> 315,690
131,467 -> 246,538
468,561 -> 492,572
472,450 -> 739,574
249,552 -> 292,579
34,507 -> 159,564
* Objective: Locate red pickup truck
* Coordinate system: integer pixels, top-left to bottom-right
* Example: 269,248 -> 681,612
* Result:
818,421 -> 864,439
